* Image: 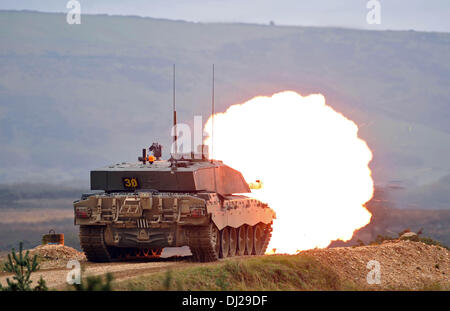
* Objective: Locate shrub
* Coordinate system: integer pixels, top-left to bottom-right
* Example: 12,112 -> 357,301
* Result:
0,242 -> 48,291
72,273 -> 114,291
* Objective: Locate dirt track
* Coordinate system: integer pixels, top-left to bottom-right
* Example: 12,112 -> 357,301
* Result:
0,245 -> 194,289
0,259 -> 190,290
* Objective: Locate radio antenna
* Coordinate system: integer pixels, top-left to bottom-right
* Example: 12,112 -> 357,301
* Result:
211,64 -> 217,192
211,64 -> 215,162
173,64 -> 177,156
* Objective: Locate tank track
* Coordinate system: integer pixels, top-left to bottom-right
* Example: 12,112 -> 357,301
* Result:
186,223 -> 220,262
79,225 -> 112,262
186,222 -> 273,262
80,222 -> 273,263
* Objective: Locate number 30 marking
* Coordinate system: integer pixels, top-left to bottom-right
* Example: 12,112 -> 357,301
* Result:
123,178 -> 138,188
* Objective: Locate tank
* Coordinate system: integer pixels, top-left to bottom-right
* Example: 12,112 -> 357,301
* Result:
73,148 -> 275,262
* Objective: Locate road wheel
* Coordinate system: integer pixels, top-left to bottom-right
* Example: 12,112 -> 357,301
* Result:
253,224 -> 264,255
229,227 -> 237,257
245,225 -> 254,255
236,226 -> 246,256
220,227 -> 230,258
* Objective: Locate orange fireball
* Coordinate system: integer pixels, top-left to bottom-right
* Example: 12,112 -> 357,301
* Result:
204,91 -> 374,253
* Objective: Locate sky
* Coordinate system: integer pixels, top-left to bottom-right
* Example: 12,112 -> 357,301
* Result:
1,0 -> 449,32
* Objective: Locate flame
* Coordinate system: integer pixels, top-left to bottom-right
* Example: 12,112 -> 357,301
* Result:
204,91 -> 374,253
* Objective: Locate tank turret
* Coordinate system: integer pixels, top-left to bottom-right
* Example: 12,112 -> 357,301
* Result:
90,158 -> 250,196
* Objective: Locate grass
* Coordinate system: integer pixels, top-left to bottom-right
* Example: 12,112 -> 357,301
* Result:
419,282 -> 450,291
114,255 -> 358,291
384,281 -> 450,291
0,259 -> 6,276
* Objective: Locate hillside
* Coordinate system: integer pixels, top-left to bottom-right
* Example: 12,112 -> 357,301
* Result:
0,11 -> 449,209
116,241 -> 450,290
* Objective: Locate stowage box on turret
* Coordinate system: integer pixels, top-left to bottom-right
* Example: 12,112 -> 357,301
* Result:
74,151 -> 275,262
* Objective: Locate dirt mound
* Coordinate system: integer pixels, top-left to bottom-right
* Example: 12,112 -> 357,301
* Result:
29,244 -> 86,262
301,240 -> 449,290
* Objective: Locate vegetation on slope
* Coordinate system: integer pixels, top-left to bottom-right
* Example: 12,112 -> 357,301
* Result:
116,240 -> 450,291
115,255 -> 356,291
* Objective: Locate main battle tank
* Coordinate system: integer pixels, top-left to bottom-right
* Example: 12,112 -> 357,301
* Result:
73,148 -> 275,262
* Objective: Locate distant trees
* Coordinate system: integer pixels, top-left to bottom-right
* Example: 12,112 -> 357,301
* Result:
0,183 -> 86,204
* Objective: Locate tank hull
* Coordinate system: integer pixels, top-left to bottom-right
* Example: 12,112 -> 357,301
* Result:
74,191 -> 275,262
